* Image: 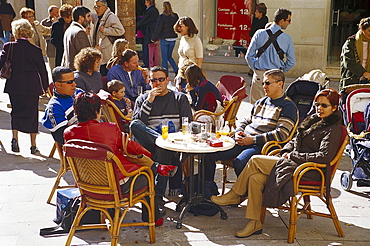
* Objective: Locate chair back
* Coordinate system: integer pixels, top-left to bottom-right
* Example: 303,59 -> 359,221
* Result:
97,90 -> 132,133
217,75 -> 248,129
286,80 -> 322,124
64,140 -> 125,202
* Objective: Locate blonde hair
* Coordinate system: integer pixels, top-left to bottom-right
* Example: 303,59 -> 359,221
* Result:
12,19 -> 34,39
111,38 -> 129,57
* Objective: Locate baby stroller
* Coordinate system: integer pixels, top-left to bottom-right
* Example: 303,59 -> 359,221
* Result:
340,87 -> 370,191
286,79 -> 323,124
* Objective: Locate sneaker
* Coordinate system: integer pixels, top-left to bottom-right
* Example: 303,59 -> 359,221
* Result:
11,138 -> 20,152
30,146 -> 39,154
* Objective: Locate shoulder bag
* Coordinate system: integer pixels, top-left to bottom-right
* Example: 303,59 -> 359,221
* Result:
106,12 -> 126,44
121,133 -> 154,167
0,42 -> 14,79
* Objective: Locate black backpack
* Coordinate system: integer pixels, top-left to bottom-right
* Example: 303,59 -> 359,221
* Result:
181,174 -> 220,216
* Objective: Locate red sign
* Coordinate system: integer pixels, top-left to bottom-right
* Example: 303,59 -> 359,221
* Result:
217,0 -> 253,46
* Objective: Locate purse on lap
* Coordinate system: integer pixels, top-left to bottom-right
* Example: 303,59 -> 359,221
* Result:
121,133 -> 154,167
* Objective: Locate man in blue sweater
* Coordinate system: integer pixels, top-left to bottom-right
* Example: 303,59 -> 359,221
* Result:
204,69 -> 298,181
42,66 -> 83,145
130,66 -> 192,211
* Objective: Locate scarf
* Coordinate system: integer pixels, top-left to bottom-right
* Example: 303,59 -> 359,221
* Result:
355,30 -> 370,72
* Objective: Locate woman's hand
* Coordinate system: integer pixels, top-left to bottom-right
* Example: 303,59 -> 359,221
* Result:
363,72 -> 370,80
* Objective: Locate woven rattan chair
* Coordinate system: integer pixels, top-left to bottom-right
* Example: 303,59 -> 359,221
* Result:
260,125 -> 348,243
193,75 -> 247,130
98,90 -> 132,133
47,141 -> 74,205
64,139 -> 155,245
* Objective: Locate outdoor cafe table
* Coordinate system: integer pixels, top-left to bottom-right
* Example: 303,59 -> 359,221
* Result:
155,132 -> 235,229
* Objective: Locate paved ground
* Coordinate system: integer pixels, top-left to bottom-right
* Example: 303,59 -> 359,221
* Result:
1,70 -> 370,246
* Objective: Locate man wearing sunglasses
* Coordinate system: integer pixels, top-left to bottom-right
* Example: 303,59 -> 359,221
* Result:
204,69 -> 298,184
246,8 -> 295,104
42,66 -> 83,145
107,49 -> 151,102
130,66 -> 193,212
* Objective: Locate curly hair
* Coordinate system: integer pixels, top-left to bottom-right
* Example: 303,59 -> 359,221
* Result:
59,4 -> 73,18
20,7 -> 34,19
12,19 -> 34,39
73,92 -> 101,122
74,47 -> 102,73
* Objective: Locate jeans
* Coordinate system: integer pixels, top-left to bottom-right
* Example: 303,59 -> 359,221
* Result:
160,39 -> 178,73
204,144 -> 262,181
130,119 -> 181,196
0,31 -> 11,44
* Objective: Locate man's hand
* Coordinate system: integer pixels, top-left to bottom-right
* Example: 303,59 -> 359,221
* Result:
147,87 -> 162,103
282,152 -> 291,159
141,68 -> 149,83
234,131 -> 254,146
363,71 -> 370,80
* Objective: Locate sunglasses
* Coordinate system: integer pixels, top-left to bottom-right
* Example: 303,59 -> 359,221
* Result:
262,80 -> 281,86
55,80 -> 75,84
150,77 -> 166,83
314,102 -> 331,108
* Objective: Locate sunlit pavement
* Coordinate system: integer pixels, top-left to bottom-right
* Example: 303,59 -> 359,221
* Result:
1,70 -> 369,245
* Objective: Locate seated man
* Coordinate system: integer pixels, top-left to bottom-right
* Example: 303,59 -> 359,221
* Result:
107,49 -> 151,103
130,66 -> 193,206
204,69 -> 298,181
41,66 -> 83,145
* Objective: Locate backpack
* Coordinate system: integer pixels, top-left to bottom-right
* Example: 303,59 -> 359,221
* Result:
181,174 -> 220,216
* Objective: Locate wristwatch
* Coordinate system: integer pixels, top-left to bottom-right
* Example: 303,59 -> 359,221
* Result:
253,137 -> 257,144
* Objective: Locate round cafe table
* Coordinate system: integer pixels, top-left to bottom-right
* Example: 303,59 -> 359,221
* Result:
156,132 -> 235,229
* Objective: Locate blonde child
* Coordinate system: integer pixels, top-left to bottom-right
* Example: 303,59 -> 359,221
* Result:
106,38 -> 129,70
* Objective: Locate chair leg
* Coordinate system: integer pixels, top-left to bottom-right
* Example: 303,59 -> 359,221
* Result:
110,208 -> 121,246
303,195 -> 313,219
288,196 -> 298,243
222,164 -> 228,195
46,165 -> 66,205
48,142 -> 57,158
260,206 -> 267,224
327,198 -> 344,237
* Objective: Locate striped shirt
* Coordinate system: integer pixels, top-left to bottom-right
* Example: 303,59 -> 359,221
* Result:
236,94 -> 298,145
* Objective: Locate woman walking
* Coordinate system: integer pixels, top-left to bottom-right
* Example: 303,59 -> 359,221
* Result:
0,19 -> 49,154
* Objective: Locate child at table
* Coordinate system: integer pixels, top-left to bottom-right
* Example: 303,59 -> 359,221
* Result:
107,80 -> 133,132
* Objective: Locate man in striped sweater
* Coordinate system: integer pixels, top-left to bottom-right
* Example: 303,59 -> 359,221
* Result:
204,69 -> 298,181
130,66 -> 193,210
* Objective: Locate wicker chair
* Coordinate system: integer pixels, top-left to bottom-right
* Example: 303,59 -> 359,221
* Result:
260,125 -> 348,243
193,75 -> 247,130
46,141 -> 74,205
97,90 -> 132,133
63,139 -> 155,245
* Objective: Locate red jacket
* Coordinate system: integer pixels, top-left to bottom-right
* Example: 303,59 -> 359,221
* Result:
64,120 -> 152,181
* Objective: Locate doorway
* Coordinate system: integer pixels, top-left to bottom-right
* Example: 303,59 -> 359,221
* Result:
328,0 -> 370,66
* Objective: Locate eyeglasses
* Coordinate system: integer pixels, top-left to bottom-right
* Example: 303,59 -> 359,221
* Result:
55,80 -> 75,84
262,80 -> 281,86
150,77 -> 166,83
94,5 -> 105,9
286,19 -> 291,23
314,102 -> 331,108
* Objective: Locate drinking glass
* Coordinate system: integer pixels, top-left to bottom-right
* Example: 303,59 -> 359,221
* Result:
205,122 -> 212,139
182,117 -> 188,135
220,124 -> 229,141
215,120 -> 222,139
162,120 -> 168,140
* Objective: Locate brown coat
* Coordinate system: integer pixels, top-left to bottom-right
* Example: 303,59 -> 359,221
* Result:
262,111 -> 343,207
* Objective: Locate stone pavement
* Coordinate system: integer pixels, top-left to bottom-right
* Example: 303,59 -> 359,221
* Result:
0,70 -> 370,246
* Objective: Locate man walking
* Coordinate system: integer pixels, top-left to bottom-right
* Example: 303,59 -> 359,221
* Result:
62,6 -> 92,70
91,0 -> 125,76
246,8 -> 295,104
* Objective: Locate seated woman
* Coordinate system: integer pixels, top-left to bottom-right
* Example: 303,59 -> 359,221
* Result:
185,64 -> 222,112
74,47 -> 103,93
106,38 -> 129,70
174,60 -> 195,93
64,92 -> 177,223
211,88 -> 343,238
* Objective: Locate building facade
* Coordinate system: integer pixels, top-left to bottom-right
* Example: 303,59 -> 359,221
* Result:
7,0 -> 370,78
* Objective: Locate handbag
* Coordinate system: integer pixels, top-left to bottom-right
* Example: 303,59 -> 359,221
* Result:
107,34 -> 126,45
121,133 -> 154,167
0,42 -> 13,79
